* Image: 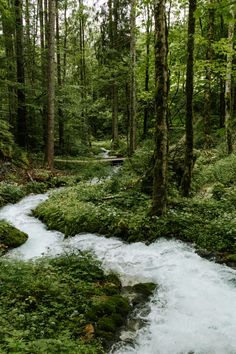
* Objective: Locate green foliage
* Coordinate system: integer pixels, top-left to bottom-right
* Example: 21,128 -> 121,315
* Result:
0,182 -> 25,207
0,221 -> 28,254
34,145 -> 236,255
0,119 -> 14,159
193,152 -> 236,190
0,253 -> 130,353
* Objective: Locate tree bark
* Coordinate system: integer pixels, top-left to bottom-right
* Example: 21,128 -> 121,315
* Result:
56,0 -> 64,153
151,0 -> 169,216
79,0 -> 88,145
45,0 -> 55,169
143,2 -> 151,139
15,0 -> 27,148
2,3 -> 16,131
181,0 -> 196,197
225,5 -> 234,154
129,0 -> 137,155
204,0 -> 214,148
108,0 -> 119,147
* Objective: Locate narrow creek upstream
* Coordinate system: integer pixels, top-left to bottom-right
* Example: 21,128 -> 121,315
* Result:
1,192 -> 236,354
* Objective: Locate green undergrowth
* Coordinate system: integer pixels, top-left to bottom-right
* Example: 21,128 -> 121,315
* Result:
0,252 -> 130,353
34,147 -> 236,256
0,159 -> 112,208
0,221 -> 28,255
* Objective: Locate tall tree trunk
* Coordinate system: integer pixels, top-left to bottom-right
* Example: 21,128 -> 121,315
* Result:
39,0 -> 47,150
109,0 -> 119,147
63,0 -> 68,82
45,0 -> 55,169
143,2 -> 151,139
151,0 -> 168,216
181,0 -> 196,197
129,0 -> 136,155
56,0 -> 64,153
204,0 -> 214,147
79,0 -> 88,145
2,4 -> 16,131
15,0 -> 27,148
225,5 -> 234,154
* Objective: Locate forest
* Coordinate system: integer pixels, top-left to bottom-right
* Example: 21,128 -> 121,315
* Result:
0,0 -> 236,353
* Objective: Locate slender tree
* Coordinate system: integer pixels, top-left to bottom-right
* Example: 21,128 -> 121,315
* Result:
129,0 -> 137,155
225,5 -> 234,154
2,1 -> 16,130
151,0 -> 168,216
56,0 -> 64,153
181,0 -> 196,197
143,1 -> 151,139
108,0 -> 119,147
15,0 -> 27,148
204,0 -> 214,147
45,0 -> 55,169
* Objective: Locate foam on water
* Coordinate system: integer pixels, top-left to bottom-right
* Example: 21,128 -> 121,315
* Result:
0,193 -> 236,354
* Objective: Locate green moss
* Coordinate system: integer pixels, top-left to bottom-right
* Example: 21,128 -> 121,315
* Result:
0,220 -> 28,251
133,283 -> 156,297
0,253 -> 130,353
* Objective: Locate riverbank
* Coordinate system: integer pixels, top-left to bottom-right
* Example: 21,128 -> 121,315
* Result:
1,182 -> 236,353
33,148 -> 236,268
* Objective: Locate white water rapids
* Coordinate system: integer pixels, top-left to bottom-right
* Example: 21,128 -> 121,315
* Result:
1,192 -> 236,354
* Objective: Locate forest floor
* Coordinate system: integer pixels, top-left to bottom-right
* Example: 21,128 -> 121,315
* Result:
1,143 -> 236,352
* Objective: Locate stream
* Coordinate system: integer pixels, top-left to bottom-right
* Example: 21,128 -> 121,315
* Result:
1,192 -> 236,354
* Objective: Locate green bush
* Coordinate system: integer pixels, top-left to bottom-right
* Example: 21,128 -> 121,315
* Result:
0,183 -> 25,207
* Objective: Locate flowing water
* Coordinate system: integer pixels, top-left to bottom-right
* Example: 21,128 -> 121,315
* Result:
1,193 -> 236,354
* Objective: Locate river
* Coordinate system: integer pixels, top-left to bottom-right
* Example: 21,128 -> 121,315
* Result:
0,192 -> 236,354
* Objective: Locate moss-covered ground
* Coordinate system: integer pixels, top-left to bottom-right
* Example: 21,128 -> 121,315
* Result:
0,221 -> 28,255
0,253 -> 133,353
34,146 -> 236,266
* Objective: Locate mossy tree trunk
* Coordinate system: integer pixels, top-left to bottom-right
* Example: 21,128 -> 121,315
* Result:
151,0 -> 168,216
181,0 -> 196,197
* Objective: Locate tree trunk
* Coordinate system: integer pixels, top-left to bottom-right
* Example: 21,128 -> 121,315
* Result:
2,4 -> 17,131
143,2 -> 151,139
79,0 -> 88,145
45,0 -> 55,169
39,0 -> 47,150
129,0 -> 136,155
181,0 -> 196,197
109,0 -> 119,147
63,0 -> 68,82
151,0 -> 169,216
56,0 -> 64,153
204,0 -> 214,148
225,5 -> 234,155
15,0 -> 27,148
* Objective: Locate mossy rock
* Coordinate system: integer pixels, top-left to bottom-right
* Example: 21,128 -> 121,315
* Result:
0,220 -> 28,250
87,294 -> 130,345
123,282 -> 156,308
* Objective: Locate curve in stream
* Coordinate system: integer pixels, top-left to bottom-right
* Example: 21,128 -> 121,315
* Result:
1,192 -> 236,354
